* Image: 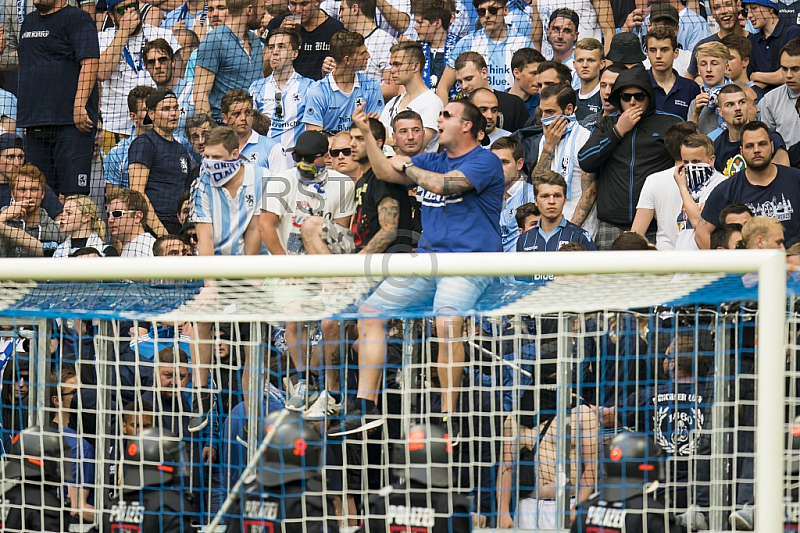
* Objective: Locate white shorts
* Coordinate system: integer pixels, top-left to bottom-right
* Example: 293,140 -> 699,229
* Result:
517,496 -> 576,530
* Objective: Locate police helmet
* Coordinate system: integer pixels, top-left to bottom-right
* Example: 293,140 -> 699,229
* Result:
122,428 -> 183,491
398,423 -> 453,488
258,410 -> 322,488
788,415 -> 800,475
603,433 -> 666,501
2,426 -> 70,484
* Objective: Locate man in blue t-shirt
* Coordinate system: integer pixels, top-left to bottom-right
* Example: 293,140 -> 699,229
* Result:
343,99 -> 504,437
17,0 -> 99,196
697,121 -> 800,248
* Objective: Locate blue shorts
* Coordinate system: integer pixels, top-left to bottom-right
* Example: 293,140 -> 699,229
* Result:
360,275 -> 491,317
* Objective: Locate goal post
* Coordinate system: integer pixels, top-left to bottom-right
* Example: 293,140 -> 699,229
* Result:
0,249 -> 789,533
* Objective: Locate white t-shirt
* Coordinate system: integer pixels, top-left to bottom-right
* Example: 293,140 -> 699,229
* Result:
262,168 -> 356,254
364,27 -> 397,84
674,171 -> 728,250
98,25 -> 181,134
379,89 -> 443,153
636,167 -> 683,250
121,231 -> 156,257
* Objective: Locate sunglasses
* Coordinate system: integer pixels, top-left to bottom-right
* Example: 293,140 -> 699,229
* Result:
330,148 -> 352,157
115,2 -> 138,15
439,109 -> 466,120
107,209 -> 137,219
274,92 -> 283,119
619,92 -> 647,102
145,56 -> 170,67
477,5 -> 501,16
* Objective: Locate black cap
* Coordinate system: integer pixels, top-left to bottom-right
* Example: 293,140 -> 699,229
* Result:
143,88 -> 177,125
549,8 -> 579,28
0,133 -> 23,154
650,3 -> 680,24
605,33 -> 646,64
288,130 -> 329,157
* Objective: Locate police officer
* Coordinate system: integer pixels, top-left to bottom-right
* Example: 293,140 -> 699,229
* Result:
785,415 -> 800,528
360,423 -> 471,533
226,410 -> 335,533
0,426 -> 70,532
571,434 -> 681,533
104,427 -> 198,532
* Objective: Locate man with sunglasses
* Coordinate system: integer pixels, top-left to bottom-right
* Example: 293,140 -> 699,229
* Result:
143,39 -> 194,144
329,132 -> 362,179
106,188 -> 155,256
98,0 -> 180,153
436,0 -> 533,105
249,29 -> 313,147
578,67 -> 682,250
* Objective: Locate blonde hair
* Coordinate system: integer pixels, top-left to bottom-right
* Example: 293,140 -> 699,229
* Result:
64,195 -> 106,238
575,38 -> 604,61
696,41 -> 730,61
742,216 -> 783,247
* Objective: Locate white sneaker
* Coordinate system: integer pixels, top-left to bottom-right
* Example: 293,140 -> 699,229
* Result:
678,507 -> 709,531
303,390 -> 342,419
729,505 -> 754,531
285,380 -> 307,411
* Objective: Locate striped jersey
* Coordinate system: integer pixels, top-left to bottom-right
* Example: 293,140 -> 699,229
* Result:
304,72 -> 385,132
240,130 -> 281,171
448,29 -> 534,91
249,71 -> 313,146
516,217 -> 595,252
191,162 -> 264,255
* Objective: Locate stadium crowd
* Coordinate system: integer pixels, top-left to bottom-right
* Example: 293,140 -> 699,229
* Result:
0,0 -> 799,529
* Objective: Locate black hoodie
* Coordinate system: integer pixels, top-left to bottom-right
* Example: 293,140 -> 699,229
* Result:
577,68 -> 682,227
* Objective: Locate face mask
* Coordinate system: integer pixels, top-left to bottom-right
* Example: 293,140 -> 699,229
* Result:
540,114 -> 577,134
201,158 -> 242,187
296,160 -> 328,189
685,162 -> 714,201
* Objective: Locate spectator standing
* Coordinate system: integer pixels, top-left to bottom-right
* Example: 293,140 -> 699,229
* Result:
264,0 -> 344,80
579,63 -> 627,129
161,0 -> 206,30
380,41 -> 443,153
143,39 -> 195,143
492,136 -> 535,252
221,89 -> 285,171
471,88 -> 511,146
689,42 -> 731,134
721,34 -> 764,99
646,27 -> 701,120
303,30 -> 384,133
412,0 -> 456,91
574,39 -> 604,120
642,4 -> 693,75
129,88 -> 193,236
760,39 -> 800,147
17,0 -> 99,197
686,0 -> 750,79
249,28 -> 313,146
532,0 -> 614,61
339,0 -> 397,98
508,48 -> 545,116
544,8 -> 581,87
578,67 -> 682,249
104,85 -> 155,194
107,188 -> 156,257
0,134 -> 62,219
696,121 -> 800,247
745,0 -> 800,90
194,0 -> 264,121
97,0 -> 180,153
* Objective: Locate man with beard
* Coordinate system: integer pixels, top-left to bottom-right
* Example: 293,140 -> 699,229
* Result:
195,0 -> 264,121
696,121 -> 800,248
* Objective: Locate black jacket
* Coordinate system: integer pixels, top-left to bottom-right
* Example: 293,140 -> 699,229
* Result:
571,492 -> 681,533
1,483 -> 67,532
104,488 -> 199,533
359,482 -> 472,533
578,68 -> 682,227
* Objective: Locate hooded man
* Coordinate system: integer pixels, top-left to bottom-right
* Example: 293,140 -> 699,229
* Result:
577,67 -> 682,249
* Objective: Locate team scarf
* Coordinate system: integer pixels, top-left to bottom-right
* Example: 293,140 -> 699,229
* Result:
202,158 -> 242,187
296,161 -> 328,194
540,114 -> 579,199
702,77 -> 732,109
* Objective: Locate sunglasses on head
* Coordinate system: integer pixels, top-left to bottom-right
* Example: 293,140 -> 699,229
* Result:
619,92 -> 647,102
115,2 -> 138,15
330,148 -> 352,157
274,92 -> 283,119
477,5 -> 501,16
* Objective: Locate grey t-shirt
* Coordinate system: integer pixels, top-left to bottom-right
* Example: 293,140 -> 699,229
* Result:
0,206 -> 64,257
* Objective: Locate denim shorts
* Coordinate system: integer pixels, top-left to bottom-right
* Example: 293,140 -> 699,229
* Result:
360,274 -> 491,316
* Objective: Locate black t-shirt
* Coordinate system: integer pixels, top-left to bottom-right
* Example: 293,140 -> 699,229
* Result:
17,6 -> 100,127
571,493 -> 682,533
0,182 -> 63,219
266,15 -> 344,80
496,90 -> 529,133
712,128 -> 786,174
351,169 -> 413,252
360,483 -> 472,533
104,489 -> 198,532
576,90 -> 603,121
1,483 -> 66,531
702,165 -> 800,242
128,129 -> 192,232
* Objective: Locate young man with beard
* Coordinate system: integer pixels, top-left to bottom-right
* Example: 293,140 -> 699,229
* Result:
545,9 -> 580,89
697,121 -> 800,248
98,0 -> 180,152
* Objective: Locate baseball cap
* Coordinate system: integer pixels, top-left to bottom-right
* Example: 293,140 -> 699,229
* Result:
605,32 -> 646,64
288,130 -> 329,156
143,88 -> 177,125
0,133 -> 23,154
649,3 -> 680,24
740,0 -> 779,12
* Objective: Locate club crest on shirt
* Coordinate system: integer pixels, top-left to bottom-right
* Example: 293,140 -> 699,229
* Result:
354,97 -> 365,108
246,194 -> 254,207
180,157 -> 189,174
293,94 -> 301,103
250,152 -> 258,163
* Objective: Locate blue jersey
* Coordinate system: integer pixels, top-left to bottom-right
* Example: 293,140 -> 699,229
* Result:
249,71 -> 313,145
516,217 -> 595,253
62,426 -> 95,505
161,2 -> 206,30
103,134 -> 135,188
447,29 -> 533,91
303,72 -> 384,132
239,130 -> 279,170
172,78 -> 194,143
191,162 -> 263,255
501,180 -> 536,252
412,145 -> 505,253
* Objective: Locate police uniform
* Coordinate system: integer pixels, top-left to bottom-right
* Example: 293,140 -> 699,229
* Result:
104,489 -> 198,532
571,493 -> 681,533
361,482 -> 471,533
1,483 -> 67,532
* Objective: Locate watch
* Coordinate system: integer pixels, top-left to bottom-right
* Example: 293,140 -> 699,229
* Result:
402,161 -> 414,174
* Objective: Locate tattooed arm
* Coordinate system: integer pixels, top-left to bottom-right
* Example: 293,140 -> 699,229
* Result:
571,171 -> 597,226
359,196 -> 400,254
404,165 -> 474,196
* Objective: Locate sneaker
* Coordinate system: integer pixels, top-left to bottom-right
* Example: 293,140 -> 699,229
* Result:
285,380 -> 307,411
729,505 -> 754,531
329,403 -> 384,436
304,390 -> 342,419
678,507 -> 709,531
